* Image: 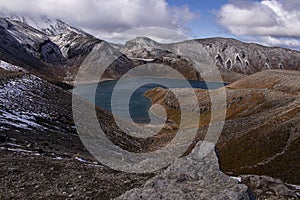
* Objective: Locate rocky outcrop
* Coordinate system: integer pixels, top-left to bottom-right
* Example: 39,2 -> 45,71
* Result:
120,37 -> 162,59
120,37 -> 202,81
116,142 -> 255,200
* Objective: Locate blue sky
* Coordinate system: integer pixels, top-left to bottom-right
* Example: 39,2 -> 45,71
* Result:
0,0 -> 299,49
168,0 -> 300,50
167,0 -> 230,38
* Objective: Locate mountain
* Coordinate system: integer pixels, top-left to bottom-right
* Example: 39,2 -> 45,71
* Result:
0,16 -> 101,85
121,37 -> 300,82
0,16 -> 148,87
1,15 -> 300,86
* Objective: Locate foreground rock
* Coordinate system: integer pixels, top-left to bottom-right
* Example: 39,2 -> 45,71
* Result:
116,142 -> 255,200
241,175 -> 299,200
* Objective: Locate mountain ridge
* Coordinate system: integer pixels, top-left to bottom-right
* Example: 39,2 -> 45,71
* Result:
1,15 -> 300,86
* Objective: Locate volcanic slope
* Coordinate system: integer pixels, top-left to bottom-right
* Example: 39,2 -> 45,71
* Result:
145,69 -> 300,185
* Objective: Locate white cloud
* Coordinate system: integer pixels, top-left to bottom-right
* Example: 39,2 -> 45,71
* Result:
261,36 -> 300,47
0,0 -> 197,42
218,0 -> 300,37
218,0 -> 300,49
242,36 -> 300,50
99,27 -> 191,44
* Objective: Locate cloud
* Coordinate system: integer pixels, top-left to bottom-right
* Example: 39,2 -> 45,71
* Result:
218,0 -> 300,37
217,0 -> 300,49
260,36 -> 300,47
242,36 -> 300,50
99,27 -> 191,44
0,0 -> 197,42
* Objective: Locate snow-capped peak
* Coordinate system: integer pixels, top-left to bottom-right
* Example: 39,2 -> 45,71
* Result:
0,12 -> 86,36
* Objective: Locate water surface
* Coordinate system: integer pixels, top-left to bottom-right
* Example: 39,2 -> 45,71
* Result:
73,77 -> 227,124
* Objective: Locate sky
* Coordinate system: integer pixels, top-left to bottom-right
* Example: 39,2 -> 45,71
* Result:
0,0 -> 299,50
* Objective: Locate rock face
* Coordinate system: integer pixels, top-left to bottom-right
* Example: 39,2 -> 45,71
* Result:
120,37 -> 202,81
116,142 -> 255,200
193,38 -> 300,74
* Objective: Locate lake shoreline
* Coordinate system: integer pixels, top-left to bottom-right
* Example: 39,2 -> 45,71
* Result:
71,77 -> 227,124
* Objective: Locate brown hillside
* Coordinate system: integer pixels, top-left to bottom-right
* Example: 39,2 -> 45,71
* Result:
145,70 -> 300,184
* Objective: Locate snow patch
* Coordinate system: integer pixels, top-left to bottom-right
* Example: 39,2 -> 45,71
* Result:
0,110 -> 42,130
75,156 -> 88,163
128,57 -> 155,62
75,156 -> 102,167
230,176 -> 242,182
6,143 -> 22,147
288,184 -> 300,190
0,60 -> 23,71
0,75 -> 50,131
0,147 -> 33,153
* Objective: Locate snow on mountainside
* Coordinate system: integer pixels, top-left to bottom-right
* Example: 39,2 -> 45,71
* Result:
0,14 -> 145,84
0,15 -> 103,85
0,68 -> 155,199
0,12 -> 86,36
0,71 -> 74,133
0,17 -> 67,78
0,60 -> 24,72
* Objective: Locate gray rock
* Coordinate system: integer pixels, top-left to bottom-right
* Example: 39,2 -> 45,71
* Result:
241,175 -> 299,200
116,142 -> 255,200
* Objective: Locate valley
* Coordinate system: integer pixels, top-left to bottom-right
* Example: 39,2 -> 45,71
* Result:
0,15 -> 299,199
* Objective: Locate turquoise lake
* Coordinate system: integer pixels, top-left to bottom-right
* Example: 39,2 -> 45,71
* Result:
72,77 -> 227,124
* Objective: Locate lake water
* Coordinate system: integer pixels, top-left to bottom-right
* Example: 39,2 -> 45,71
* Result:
72,77 -> 227,124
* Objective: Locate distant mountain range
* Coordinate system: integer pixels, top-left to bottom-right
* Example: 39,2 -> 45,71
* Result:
0,15 -> 300,86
